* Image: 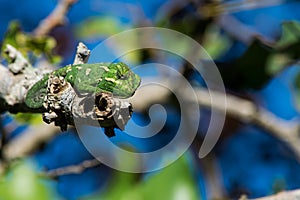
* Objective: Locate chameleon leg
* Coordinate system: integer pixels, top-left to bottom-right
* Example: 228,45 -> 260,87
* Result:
104,127 -> 115,137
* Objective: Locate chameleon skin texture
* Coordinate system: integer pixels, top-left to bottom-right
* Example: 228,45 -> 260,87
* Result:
25,62 -> 141,109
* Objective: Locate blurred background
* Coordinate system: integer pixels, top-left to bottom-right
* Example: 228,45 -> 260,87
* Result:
2,0 -> 300,199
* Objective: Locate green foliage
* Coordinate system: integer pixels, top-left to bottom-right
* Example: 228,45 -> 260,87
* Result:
1,21 -> 61,64
74,16 -> 125,40
283,21 -> 300,111
292,71 -> 300,110
0,160 -> 61,200
276,21 -> 300,54
220,38 -> 273,89
74,16 -> 141,63
85,155 -> 200,200
137,156 -> 200,200
13,113 -> 43,124
269,21 -> 300,74
202,24 -> 231,59
221,20 -> 300,90
157,12 -> 211,38
1,21 -> 62,122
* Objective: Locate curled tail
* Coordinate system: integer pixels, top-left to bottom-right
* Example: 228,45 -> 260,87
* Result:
25,76 -> 48,109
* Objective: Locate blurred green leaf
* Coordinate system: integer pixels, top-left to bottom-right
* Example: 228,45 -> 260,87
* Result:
202,24 -> 231,59
85,154 -> 200,200
283,21 -> 300,111
220,38 -> 273,90
74,16 -> 142,64
266,54 -> 290,75
138,156 -> 200,200
0,160 -> 61,200
221,20 -> 300,90
1,20 -> 61,64
13,113 -> 43,124
74,16 -> 124,40
292,72 -> 300,111
276,21 -> 300,51
157,11 -> 211,39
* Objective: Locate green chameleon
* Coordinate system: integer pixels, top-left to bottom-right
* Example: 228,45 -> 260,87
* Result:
25,62 -> 141,109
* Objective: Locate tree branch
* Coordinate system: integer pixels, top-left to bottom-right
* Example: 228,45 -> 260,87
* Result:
42,158 -> 101,178
131,77 -> 300,160
33,0 -> 78,37
0,45 -> 50,113
216,14 -> 275,44
194,88 -> 300,160
2,124 -> 60,161
0,42 -> 132,170
240,189 -> 300,200
73,42 -> 90,65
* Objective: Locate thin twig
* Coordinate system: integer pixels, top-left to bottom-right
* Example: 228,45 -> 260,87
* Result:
216,14 -> 275,44
200,0 -> 284,18
192,139 -> 228,200
43,158 -> 101,178
33,0 -> 78,37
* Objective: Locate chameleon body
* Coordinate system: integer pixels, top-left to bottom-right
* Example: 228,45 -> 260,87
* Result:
25,62 -> 141,109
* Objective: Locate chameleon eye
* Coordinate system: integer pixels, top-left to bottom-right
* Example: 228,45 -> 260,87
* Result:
117,73 -> 127,80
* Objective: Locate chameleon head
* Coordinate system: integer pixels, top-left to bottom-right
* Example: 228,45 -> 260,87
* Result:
99,62 -> 141,98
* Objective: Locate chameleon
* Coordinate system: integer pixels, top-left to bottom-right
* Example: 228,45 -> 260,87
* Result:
25,62 -> 141,109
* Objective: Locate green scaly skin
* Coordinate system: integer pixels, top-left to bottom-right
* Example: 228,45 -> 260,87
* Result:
25,62 -> 141,109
